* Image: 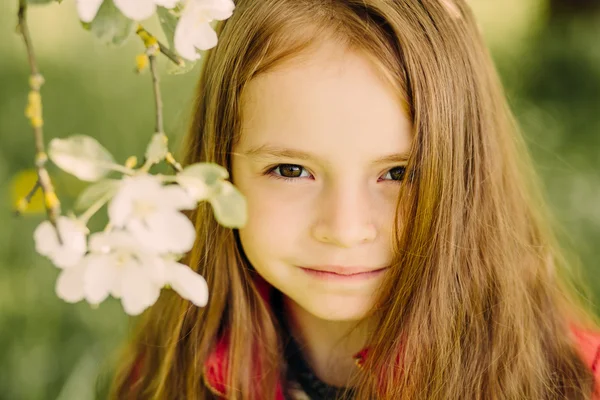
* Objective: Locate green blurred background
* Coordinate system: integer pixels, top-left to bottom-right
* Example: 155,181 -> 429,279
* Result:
1,0 -> 599,399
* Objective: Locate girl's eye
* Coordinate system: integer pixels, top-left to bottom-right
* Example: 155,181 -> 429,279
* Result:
381,166 -> 406,182
265,164 -> 407,182
268,164 -> 311,180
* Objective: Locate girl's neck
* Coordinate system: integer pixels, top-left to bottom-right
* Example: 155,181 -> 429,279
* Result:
282,296 -> 372,388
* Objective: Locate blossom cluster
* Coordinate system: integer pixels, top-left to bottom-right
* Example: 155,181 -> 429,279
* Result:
76,0 -> 235,61
33,134 -> 246,316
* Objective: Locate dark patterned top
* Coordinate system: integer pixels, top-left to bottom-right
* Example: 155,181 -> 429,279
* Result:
272,291 -> 356,400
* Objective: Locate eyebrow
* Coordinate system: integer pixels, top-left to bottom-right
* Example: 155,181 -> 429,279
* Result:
241,144 -> 410,165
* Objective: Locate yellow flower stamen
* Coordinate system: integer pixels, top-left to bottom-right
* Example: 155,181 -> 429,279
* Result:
135,54 -> 149,73
25,90 -> 43,128
125,155 -> 138,169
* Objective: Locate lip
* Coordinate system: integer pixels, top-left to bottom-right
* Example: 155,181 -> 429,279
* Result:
299,265 -> 389,281
301,265 -> 388,275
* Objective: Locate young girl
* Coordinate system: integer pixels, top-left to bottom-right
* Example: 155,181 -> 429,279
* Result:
110,0 -> 600,398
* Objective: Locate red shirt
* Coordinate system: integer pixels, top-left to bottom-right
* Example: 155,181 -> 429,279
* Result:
201,279 -> 600,398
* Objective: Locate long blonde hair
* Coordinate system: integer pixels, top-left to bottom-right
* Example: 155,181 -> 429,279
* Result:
110,0 -> 600,398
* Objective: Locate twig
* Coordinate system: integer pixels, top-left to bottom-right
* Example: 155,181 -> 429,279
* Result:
148,52 -> 164,135
78,191 -> 114,224
136,26 -> 165,136
16,0 -> 62,228
136,25 -> 184,67
14,179 -> 41,216
166,152 -> 183,173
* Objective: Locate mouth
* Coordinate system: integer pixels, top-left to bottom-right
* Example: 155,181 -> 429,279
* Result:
300,265 -> 389,275
298,265 -> 389,281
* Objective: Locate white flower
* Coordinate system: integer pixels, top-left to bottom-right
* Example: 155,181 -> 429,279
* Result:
174,0 -> 235,61
114,0 -> 179,22
34,216 -> 87,269
163,259 -> 209,307
76,0 -> 104,23
108,175 -> 197,254
76,0 -> 178,23
55,230 -> 209,315
82,230 -> 166,315
55,263 -> 87,303
85,231 -> 209,313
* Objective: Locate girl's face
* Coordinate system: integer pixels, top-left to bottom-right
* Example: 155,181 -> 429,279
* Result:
232,40 -> 412,321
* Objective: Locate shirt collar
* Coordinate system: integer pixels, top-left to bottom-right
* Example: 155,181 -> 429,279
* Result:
202,274 -> 369,396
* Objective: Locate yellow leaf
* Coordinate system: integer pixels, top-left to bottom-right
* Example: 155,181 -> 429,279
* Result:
11,169 -> 44,214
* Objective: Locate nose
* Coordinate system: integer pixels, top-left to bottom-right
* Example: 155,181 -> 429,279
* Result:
311,180 -> 378,248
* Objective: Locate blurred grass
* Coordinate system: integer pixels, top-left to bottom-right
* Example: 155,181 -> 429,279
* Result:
0,0 -> 599,399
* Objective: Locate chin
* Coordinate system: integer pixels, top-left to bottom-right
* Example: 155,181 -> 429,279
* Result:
300,296 -> 374,322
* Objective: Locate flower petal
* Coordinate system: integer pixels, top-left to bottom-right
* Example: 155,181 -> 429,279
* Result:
50,248 -> 86,270
35,217 -> 87,268
165,260 -> 208,307
119,263 -> 162,315
209,181 -> 247,228
204,0 -> 235,20
108,175 -> 163,227
88,229 -> 150,254
128,210 -> 196,254
147,210 -> 196,254
84,254 -> 118,305
174,19 -> 202,61
126,219 -> 165,253
175,18 -> 218,60
110,279 -> 122,299
56,266 -> 86,303
34,220 -> 60,257
159,185 -> 197,210
154,0 -> 178,9
138,254 -> 167,286
107,181 -> 132,228
56,217 -> 88,256
192,22 -> 218,51
175,176 -> 211,202
113,0 -> 156,21
76,0 -> 105,23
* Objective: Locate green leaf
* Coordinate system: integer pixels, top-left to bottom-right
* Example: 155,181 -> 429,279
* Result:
166,59 -> 197,75
48,135 -> 117,182
89,0 -> 135,46
175,163 -> 229,201
156,6 -> 178,52
179,163 -> 229,185
209,181 -> 247,228
26,0 -> 55,5
75,179 -> 120,211
145,133 -> 169,165
156,6 -> 197,75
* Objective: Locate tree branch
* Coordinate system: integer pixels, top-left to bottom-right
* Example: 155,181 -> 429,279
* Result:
166,152 -> 183,173
148,52 -> 164,135
14,179 -> 41,216
16,0 -> 62,227
136,25 -> 184,67
136,26 -> 165,137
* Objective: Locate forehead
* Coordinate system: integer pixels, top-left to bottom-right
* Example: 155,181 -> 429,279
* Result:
237,41 -> 412,162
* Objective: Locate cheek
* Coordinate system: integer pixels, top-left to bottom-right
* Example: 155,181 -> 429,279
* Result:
247,187 -> 305,229
237,183 -> 310,260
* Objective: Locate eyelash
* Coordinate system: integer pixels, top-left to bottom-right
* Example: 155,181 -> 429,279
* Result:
264,164 -> 407,183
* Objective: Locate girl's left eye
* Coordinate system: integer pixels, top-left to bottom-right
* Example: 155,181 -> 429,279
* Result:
266,164 -> 312,181
265,164 -> 407,183
380,166 -> 406,182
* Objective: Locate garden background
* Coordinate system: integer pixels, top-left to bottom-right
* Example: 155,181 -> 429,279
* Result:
1,0 -> 599,398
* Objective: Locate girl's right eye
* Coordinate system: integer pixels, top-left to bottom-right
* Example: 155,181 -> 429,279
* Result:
266,164 -> 311,181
